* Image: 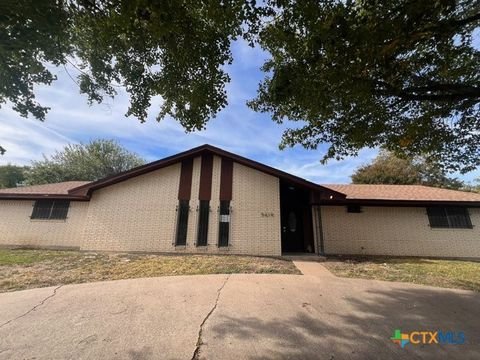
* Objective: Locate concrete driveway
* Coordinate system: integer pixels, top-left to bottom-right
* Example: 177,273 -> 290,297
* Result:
0,262 -> 478,360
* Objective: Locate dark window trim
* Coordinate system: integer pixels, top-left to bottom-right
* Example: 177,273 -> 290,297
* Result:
218,201 -> 231,247
175,200 -> 190,246
347,205 -> 362,213
196,200 -> 210,246
427,206 -> 473,229
31,200 -> 70,220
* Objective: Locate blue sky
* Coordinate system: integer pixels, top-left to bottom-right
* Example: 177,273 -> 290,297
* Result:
0,39 -> 478,184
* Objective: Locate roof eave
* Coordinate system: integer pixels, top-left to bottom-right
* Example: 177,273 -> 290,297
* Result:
68,144 -> 347,199
0,194 -> 90,201
314,198 -> 480,207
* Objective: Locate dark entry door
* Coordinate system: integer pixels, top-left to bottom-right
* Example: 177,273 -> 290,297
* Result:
280,183 -> 307,252
281,205 -> 305,252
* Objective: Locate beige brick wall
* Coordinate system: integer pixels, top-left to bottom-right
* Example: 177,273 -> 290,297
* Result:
81,156 -> 281,256
320,206 -> 480,258
0,157 -> 282,256
0,200 -> 88,248
179,155 -> 221,253
229,163 -> 281,256
81,163 -> 181,252
171,158 -> 282,256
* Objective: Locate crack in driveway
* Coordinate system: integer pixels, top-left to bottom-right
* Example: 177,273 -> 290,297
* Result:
0,285 -> 63,328
191,275 -> 230,360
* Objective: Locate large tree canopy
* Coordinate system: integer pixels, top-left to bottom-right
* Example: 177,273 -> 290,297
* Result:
1,0 -> 479,172
252,0 -> 480,173
26,139 -> 145,185
351,150 -> 465,189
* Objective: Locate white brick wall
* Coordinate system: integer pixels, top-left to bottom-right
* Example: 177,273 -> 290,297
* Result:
320,206 -> 480,258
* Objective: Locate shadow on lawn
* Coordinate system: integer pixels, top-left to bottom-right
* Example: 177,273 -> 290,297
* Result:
210,286 -> 480,360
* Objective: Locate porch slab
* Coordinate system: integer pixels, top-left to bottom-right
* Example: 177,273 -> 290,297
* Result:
282,253 -> 326,262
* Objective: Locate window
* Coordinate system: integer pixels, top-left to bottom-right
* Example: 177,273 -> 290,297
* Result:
196,200 -> 210,246
288,211 -> 297,232
31,200 -> 70,220
175,200 -> 190,246
347,205 -> 362,213
218,201 -> 230,247
427,207 -> 472,229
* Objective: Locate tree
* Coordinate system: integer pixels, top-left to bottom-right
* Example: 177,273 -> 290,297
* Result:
1,1 -> 479,173
351,151 -> 464,189
26,139 -> 145,185
0,1 -> 260,130
0,164 -> 28,188
251,0 -> 480,173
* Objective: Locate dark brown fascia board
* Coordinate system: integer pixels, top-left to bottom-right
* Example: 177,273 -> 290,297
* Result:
68,144 -> 347,199
313,199 -> 480,207
0,194 -> 89,201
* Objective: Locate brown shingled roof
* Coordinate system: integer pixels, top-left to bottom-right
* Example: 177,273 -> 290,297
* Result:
321,184 -> 480,202
0,181 -> 91,198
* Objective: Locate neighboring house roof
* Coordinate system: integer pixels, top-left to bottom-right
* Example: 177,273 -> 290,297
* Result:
321,184 -> 480,206
0,181 -> 91,200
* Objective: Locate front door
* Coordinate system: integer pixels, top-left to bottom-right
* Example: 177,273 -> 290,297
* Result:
280,183 -> 310,253
281,205 -> 305,252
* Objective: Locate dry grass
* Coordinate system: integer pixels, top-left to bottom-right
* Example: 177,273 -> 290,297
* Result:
324,256 -> 480,292
0,249 -> 300,293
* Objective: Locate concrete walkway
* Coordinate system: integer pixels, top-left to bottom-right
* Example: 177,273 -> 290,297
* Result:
292,260 -> 335,277
0,271 -> 479,359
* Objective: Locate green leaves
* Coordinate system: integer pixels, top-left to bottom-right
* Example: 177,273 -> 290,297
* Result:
1,0 -> 479,173
0,164 -> 27,188
351,150 -> 464,189
0,1 -> 72,121
1,0 -> 256,129
26,139 -> 145,184
252,0 -> 480,173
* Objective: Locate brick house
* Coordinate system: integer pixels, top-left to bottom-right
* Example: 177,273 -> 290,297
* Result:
1,144 -> 479,258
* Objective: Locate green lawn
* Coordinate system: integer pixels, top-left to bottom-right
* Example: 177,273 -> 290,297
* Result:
0,249 -> 300,293
323,256 -> 480,292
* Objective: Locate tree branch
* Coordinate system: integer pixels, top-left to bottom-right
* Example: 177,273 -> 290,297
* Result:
381,12 -> 480,55
370,79 -> 480,101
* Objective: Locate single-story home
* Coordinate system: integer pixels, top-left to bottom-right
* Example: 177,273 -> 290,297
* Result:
1,144 -> 479,258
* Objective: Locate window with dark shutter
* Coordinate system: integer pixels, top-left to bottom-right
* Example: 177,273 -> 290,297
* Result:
427,207 -> 472,229
175,200 -> 189,246
31,200 -> 70,220
218,201 -> 230,247
196,200 -> 210,246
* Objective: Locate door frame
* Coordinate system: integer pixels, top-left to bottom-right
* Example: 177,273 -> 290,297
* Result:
279,181 -> 314,253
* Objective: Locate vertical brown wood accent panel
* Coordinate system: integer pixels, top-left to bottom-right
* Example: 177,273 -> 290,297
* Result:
198,154 -> 214,200
219,158 -> 233,201
178,158 -> 193,200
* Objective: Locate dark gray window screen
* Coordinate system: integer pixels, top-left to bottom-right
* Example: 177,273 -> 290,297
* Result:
347,205 -> 361,213
218,201 -> 230,247
175,200 -> 189,246
427,207 -> 472,229
31,200 -> 70,220
196,200 -> 210,246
